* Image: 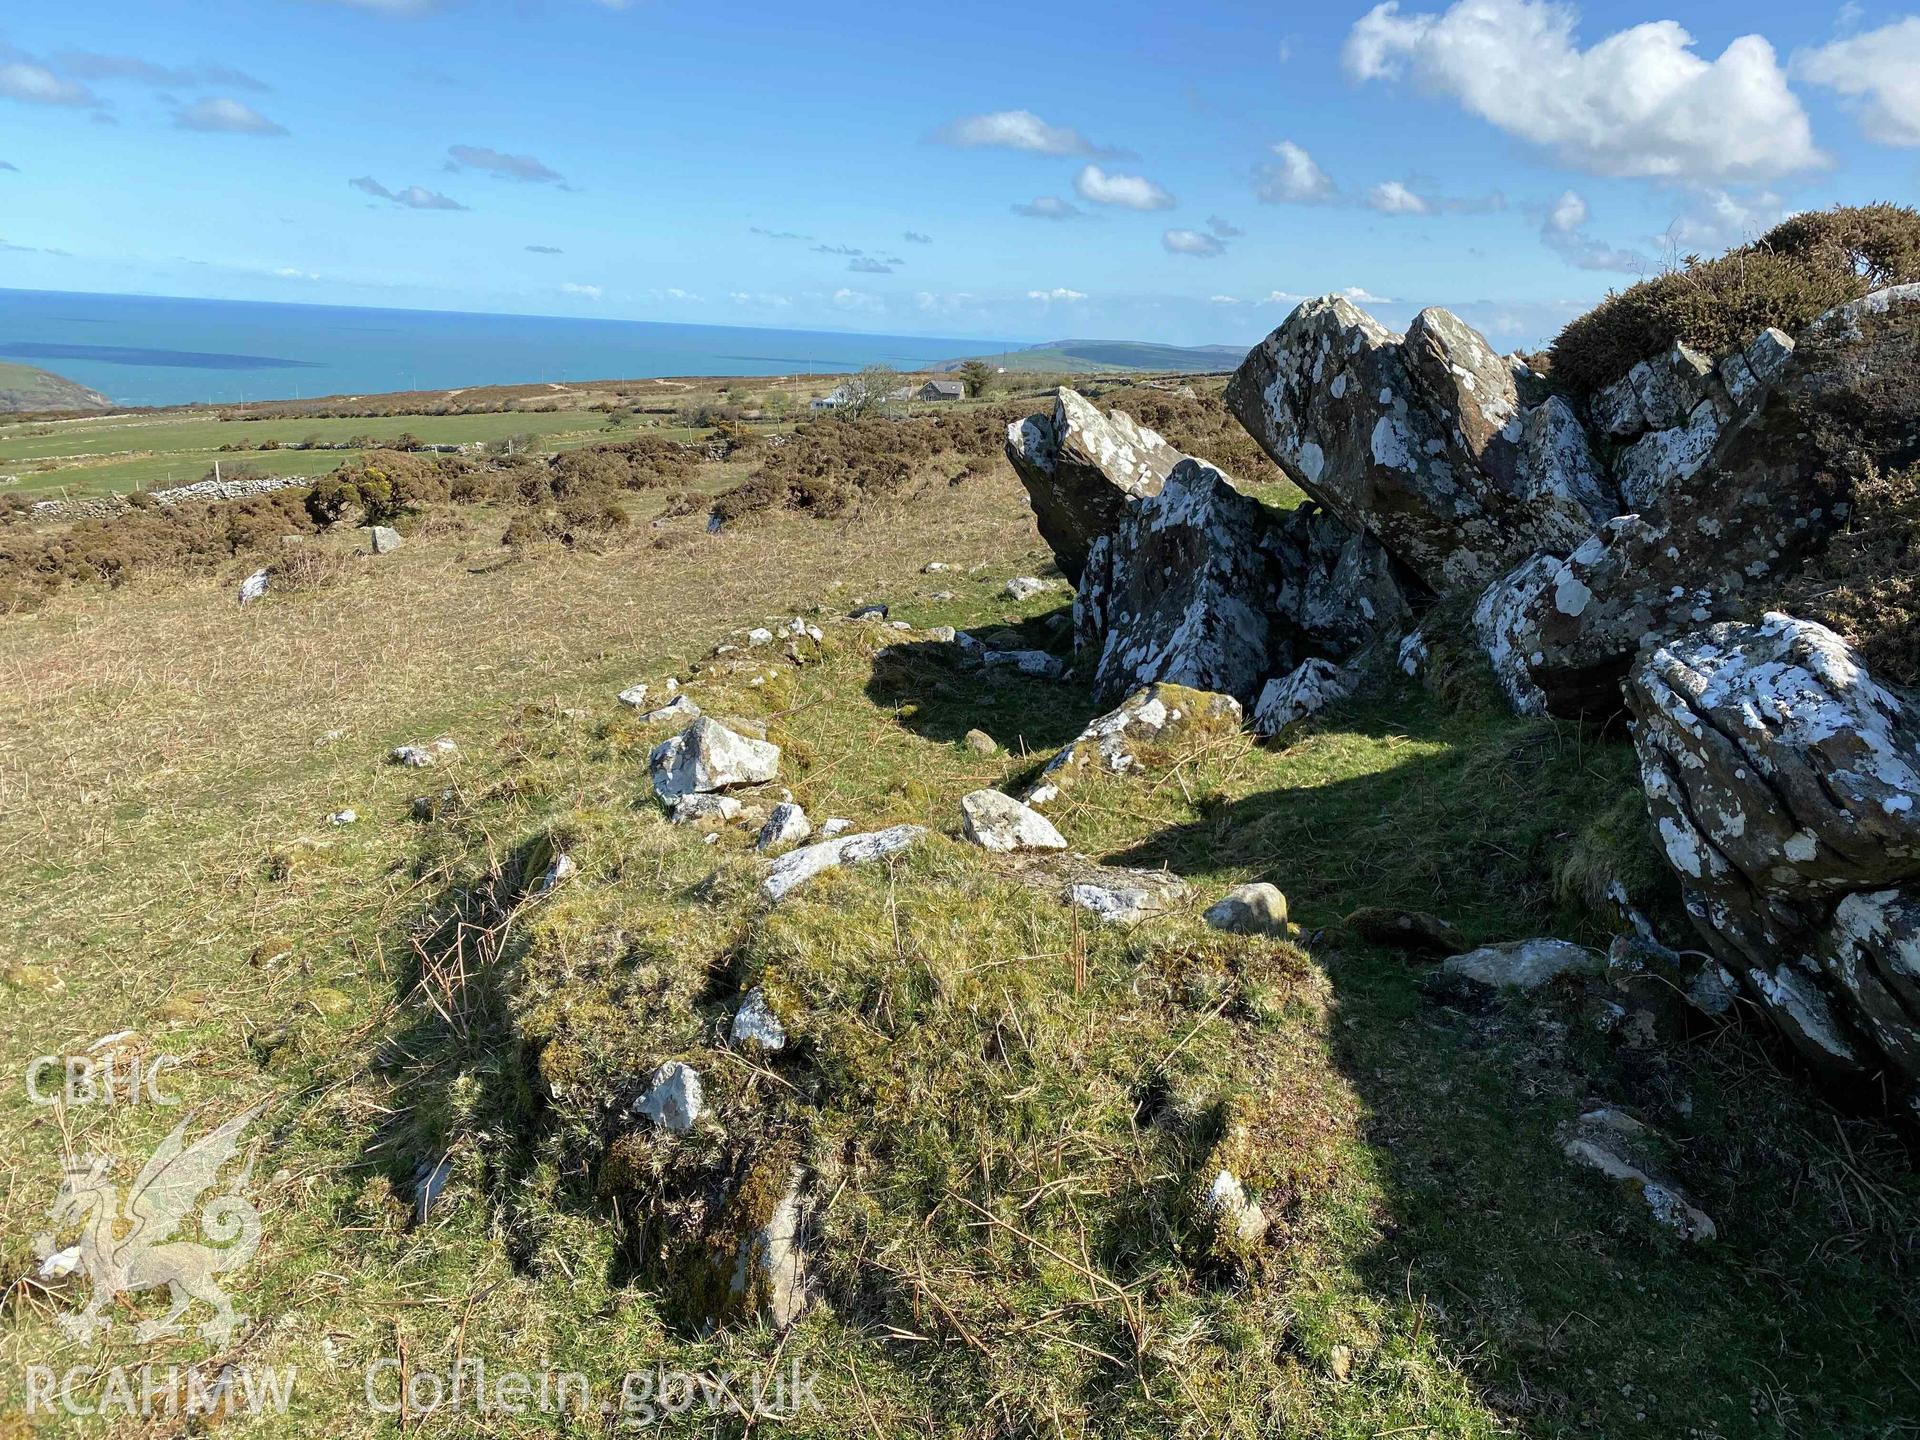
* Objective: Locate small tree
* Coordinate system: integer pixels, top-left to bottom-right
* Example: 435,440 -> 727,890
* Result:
959,360 -> 995,398
837,364 -> 902,419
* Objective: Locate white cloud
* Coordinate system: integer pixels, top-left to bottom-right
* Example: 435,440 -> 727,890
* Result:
447,144 -> 565,184
1342,286 -> 1396,304
1367,180 -> 1430,214
1254,140 -> 1337,204
934,109 -> 1109,156
1209,294 -> 1241,304
1206,214 -> 1244,238
275,267 -> 320,280
176,97 -> 286,135
1367,178 -> 1508,215
1163,228 -> 1225,257
1797,18 -> 1920,146
914,291 -> 976,314
1012,196 -> 1085,221
562,282 -> 603,299
1075,164 -> 1174,210
1662,186 -> 1789,252
1344,0 -> 1824,181
729,291 -> 791,307
1262,290 -> 1312,304
1537,188 -> 1650,273
1027,287 -> 1088,302
0,61 -> 95,107
54,52 -> 268,92
832,287 -> 882,311
350,176 -> 468,210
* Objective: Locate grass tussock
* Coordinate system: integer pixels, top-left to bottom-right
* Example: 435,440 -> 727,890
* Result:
1547,202 -> 1920,394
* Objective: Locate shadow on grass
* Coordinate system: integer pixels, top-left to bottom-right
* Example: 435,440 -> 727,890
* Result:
1094,691 -> 1920,1435
862,605 -> 1095,758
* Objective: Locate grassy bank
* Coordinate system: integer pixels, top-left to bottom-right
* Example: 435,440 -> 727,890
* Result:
2,458 -> 1914,1437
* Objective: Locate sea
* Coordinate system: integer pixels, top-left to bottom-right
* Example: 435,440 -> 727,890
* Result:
0,288 -> 1011,408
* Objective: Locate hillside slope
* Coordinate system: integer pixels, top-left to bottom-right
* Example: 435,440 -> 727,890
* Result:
0,360 -> 112,413
940,338 -> 1246,374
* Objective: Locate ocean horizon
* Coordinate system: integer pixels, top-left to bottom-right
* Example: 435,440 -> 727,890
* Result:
0,288 -> 1019,408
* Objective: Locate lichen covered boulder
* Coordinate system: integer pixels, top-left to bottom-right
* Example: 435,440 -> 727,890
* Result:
1005,386 -> 1183,584
650,717 -> 781,801
1627,615 -> 1920,1098
1227,296 -> 1591,594
1074,458 -> 1282,704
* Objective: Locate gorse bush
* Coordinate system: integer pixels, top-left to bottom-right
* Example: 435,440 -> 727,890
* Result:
1548,203 -> 1920,395
710,409 -> 1015,523
1781,462 -> 1920,687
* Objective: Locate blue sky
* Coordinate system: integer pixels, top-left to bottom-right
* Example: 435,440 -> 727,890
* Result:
1,0 -> 1917,349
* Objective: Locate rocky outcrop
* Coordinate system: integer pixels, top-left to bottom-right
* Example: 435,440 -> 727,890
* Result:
1227,297 -> 1600,594
1630,615 -> 1920,900
1627,613 -> 1920,1107
1005,387 -> 1183,584
1473,286 -> 1920,720
1074,458 -> 1282,704
1271,503 -> 1411,663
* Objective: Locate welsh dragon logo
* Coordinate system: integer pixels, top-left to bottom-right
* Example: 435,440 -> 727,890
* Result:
36,1102 -> 268,1347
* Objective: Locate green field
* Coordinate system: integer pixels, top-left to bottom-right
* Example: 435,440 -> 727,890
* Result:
0,409 -> 706,499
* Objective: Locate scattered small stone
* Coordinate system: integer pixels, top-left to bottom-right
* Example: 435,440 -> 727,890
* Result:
1004,576 -> 1048,601
650,717 -> 780,801
849,603 -> 889,620
925,624 -> 958,643
982,650 -> 1066,679
924,561 -> 951,572
931,589 -> 956,601
672,793 -> 742,827
1204,883 -> 1290,935
756,801 -> 812,851
634,1061 -> 704,1133
963,728 -> 999,755
1063,865 -> 1188,926
413,1154 -> 453,1224
1205,1168 -> 1269,1247
820,817 -> 852,837
617,682 -> 650,708
746,627 -> 775,646
327,808 -> 358,826
960,789 -> 1067,852
391,739 -> 456,767
1440,937 -> 1601,992
641,694 -> 702,724
731,987 -> 787,1051
364,524 -> 403,555
237,567 -> 270,606
1559,1108 -> 1716,1242
410,787 -> 455,821
760,824 -> 926,904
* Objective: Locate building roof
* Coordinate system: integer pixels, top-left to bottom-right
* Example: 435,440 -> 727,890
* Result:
923,378 -> 965,396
